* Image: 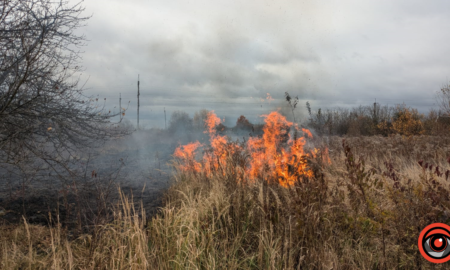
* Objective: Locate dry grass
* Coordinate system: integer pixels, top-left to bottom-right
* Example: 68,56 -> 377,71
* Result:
2,135 -> 450,269
0,190 -> 149,269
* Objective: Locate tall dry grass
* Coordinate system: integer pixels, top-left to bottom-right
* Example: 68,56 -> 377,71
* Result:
145,135 -> 450,269
1,135 -> 450,269
0,190 -> 148,269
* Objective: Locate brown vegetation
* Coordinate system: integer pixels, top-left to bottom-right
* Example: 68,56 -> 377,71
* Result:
306,104 -> 450,137
2,115 -> 450,269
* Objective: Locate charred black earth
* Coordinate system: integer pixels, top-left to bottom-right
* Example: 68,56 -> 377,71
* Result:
0,130 -> 176,235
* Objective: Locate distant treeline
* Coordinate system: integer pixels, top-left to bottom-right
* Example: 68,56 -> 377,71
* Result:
305,103 -> 450,136
165,104 -> 450,137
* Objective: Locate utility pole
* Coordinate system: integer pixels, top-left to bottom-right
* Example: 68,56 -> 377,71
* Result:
137,74 -> 140,130
374,99 -> 377,117
119,93 -> 122,121
373,98 -> 378,124
164,107 -> 167,130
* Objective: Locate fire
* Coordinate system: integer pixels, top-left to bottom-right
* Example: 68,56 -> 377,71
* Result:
203,111 -> 241,174
205,111 -> 221,134
302,128 -> 313,138
174,111 -> 328,187
247,112 -> 315,187
174,141 -> 202,173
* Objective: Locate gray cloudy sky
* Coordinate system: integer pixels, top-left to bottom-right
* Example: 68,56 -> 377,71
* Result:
74,0 -> 450,128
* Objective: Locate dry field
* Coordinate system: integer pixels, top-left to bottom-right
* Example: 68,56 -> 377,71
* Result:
1,112 -> 450,269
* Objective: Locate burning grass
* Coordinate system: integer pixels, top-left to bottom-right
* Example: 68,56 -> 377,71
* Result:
174,111 -> 329,187
2,111 -> 450,269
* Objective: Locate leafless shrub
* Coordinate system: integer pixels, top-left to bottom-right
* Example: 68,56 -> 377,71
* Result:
0,0 -> 131,179
436,83 -> 450,116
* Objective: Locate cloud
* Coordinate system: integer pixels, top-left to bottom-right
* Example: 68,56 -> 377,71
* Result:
73,0 -> 450,127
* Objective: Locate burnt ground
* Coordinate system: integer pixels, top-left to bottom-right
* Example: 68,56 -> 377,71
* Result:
0,129 -> 177,235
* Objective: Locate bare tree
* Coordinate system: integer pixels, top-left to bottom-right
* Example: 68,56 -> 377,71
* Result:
0,0 -> 129,179
193,109 -> 209,131
437,83 -> 450,116
168,110 -> 193,133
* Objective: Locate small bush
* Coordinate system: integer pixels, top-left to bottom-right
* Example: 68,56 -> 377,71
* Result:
168,110 -> 193,133
235,115 -> 253,130
391,105 -> 425,136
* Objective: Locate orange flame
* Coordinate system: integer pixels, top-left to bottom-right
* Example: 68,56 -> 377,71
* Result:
174,141 -> 202,172
203,112 -> 241,174
174,111 -> 326,187
205,111 -> 221,134
302,128 -> 313,138
247,112 -> 314,187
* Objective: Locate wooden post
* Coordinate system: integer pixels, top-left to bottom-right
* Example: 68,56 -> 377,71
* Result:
373,99 -> 377,120
137,75 -> 140,130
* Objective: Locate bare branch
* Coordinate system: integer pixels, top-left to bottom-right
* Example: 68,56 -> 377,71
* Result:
0,0 -> 131,179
